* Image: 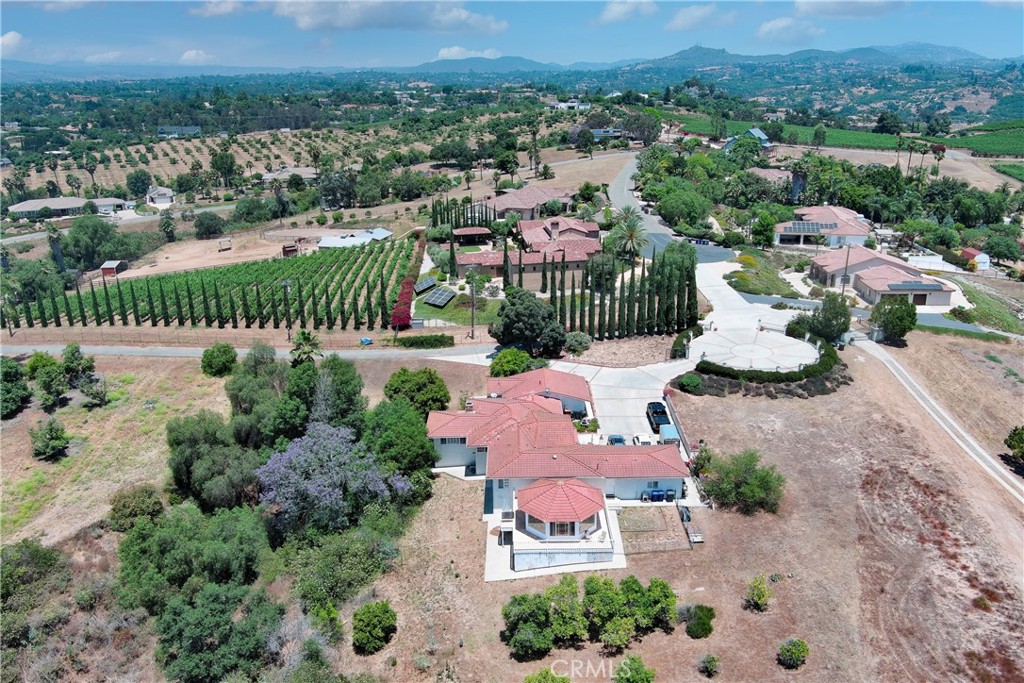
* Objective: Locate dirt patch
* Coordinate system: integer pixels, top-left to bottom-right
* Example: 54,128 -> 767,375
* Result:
118,231 -> 285,278
574,334 -> 675,367
889,331 -> 1024,460
1,356 -> 229,545
352,358 -> 489,408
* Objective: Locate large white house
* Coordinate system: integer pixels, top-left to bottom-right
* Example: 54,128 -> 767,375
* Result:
427,369 -> 689,572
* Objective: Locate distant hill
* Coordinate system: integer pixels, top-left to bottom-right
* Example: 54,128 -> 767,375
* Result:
392,56 -> 565,74
870,42 -> 988,63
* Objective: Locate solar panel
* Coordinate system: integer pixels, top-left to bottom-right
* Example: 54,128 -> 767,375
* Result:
423,287 -> 456,308
414,277 -> 437,294
785,221 -> 840,234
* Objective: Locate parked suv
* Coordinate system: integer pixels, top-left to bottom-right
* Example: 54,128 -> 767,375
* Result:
646,401 -> 671,432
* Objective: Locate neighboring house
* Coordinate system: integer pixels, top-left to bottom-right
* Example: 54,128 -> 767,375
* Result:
960,247 -> 991,271
486,367 -> 594,418
95,197 -> 130,214
548,100 -> 591,111
452,227 -> 493,245
775,205 -> 873,248
723,127 -> 774,156
853,265 -> 953,306
100,260 -> 128,278
747,167 -> 792,185
518,216 -> 600,252
261,166 -> 319,183
156,125 -> 201,139
146,186 -> 175,206
481,187 -> 574,220
317,227 -> 392,250
809,244 -> 923,287
590,128 -> 623,142
7,196 -> 126,219
426,369 -> 688,572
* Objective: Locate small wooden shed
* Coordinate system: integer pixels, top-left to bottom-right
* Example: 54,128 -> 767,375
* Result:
282,243 -> 299,257
100,260 -> 128,277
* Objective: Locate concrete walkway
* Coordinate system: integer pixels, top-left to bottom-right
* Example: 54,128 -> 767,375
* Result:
859,340 -> 1024,506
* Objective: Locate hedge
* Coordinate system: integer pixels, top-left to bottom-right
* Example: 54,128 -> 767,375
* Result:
395,334 -> 455,349
670,325 -> 704,358
694,336 -> 838,384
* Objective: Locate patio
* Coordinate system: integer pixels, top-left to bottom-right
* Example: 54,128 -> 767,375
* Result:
688,326 -> 819,372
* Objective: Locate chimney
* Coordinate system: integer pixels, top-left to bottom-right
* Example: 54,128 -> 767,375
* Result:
465,401 -> 474,412
549,219 -> 559,240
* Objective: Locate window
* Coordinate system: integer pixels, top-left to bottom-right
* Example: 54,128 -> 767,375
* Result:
552,522 -> 574,537
476,446 -> 488,453
646,481 -> 659,489
440,437 -> 467,445
497,479 -> 509,489
527,515 -> 546,536
580,514 -> 597,530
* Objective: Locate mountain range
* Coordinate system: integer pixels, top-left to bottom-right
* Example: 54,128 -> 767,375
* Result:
1,43 -> 1013,83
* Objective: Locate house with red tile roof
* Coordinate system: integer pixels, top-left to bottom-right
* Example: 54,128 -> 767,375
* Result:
455,243 -> 597,290
482,186 -> 574,219
852,265 -> 953,306
809,244 -> 922,287
960,247 -> 991,271
426,369 -> 688,571
775,205 -> 874,248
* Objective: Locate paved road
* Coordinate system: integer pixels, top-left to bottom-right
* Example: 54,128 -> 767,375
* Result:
859,340 -> 1024,506
607,155 -> 733,263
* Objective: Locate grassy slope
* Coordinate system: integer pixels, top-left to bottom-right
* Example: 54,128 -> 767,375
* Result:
955,280 -> 1024,334
724,248 -> 801,298
993,164 -> 1024,182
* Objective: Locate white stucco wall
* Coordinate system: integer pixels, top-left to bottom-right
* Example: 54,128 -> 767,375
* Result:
433,440 -> 476,468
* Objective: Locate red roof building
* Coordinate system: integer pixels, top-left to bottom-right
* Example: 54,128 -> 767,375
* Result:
518,479 -> 605,522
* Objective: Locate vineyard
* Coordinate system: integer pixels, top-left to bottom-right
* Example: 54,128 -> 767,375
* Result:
4,238 -> 420,333
924,127 -> 1024,157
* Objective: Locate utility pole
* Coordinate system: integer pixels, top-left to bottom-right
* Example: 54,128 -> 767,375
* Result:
839,243 -> 852,298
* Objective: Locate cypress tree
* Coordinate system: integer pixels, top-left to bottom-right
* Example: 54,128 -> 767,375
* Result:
448,238 -> 457,278
663,261 -> 676,333
568,272 -> 577,333
309,281 -> 321,329
676,259 -> 687,332
540,253 -> 548,294
324,283 -> 334,330
143,281 -> 157,326
212,282 -> 225,329
517,247 -> 524,288
89,282 -> 100,326
282,283 -> 292,331
607,278 -> 617,339
174,284 -> 186,326
365,279 -> 375,331
655,255 -> 667,334
269,286 -> 280,329
227,291 -> 238,329
646,251 -> 657,335
36,290 -> 49,328
338,285 -> 347,330
254,284 -> 266,329
617,273 -> 626,336
50,289 -> 62,327
502,239 -> 511,287
296,280 -> 307,328
184,281 -> 197,327
159,282 -> 171,327
352,290 -> 361,330
597,289 -> 606,341
62,288 -> 75,326
115,280 -> 128,325
558,252 -> 567,327
240,287 -> 253,328
587,264 -> 596,337
101,281 -> 115,325
378,271 -> 389,329
22,292 -> 34,327
636,260 -> 647,336
579,266 -> 588,332
75,281 -> 87,327
199,279 -> 213,327
687,268 -> 699,327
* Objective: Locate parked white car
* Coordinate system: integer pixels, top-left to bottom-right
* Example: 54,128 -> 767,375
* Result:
632,434 -> 658,446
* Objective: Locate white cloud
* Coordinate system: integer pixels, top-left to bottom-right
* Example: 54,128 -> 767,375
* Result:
665,3 -> 735,30
272,1 -> 507,34
42,1 -> 87,12
794,1 -> 905,18
189,1 -> 245,18
598,0 -> 658,24
436,46 -> 501,60
179,49 -> 214,64
982,0 -> 1023,7
84,50 -> 122,64
0,31 -> 27,58
756,17 -> 824,44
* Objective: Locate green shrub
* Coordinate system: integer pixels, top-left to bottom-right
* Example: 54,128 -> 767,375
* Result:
29,417 -> 70,460
698,654 -> 720,678
685,604 -> 715,639
808,285 -> 824,298
670,325 -> 704,358
74,586 -> 99,611
1,357 -> 31,419
703,449 -> 784,515
108,484 -> 164,531
352,600 -> 397,654
679,374 -> 704,394
201,342 -> 238,377
745,574 -> 772,612
948,306 -> 977,323
777,638 -> 809,669
25,351 -> 59,380
490,348 -> 545,377
563,331 -> 592,356
395,334 -> 455,349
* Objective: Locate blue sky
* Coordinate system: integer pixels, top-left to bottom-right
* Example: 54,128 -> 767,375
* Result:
1,1 -> 1021,68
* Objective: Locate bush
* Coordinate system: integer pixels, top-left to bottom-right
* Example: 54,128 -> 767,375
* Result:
1,357 -> 31,419
315,213 -> 328,226
948,306 -> 976,323
35,364 -> 69,411
352,600 -> 397,654
684,604 -> 715,639
490,348 -> 545,377
29,417 -> 70,460
871,296 -> 917,342
670,325 -> 704,358
745,574 -> 773,612
109,484 -> 165,531
777,638 -> 809,669
200,342 -> 238,377
698,654 -> 720,678
563,331 -> 592,356
25,351 -> 59,380
702,449 -> 784,514
808,285 -> 824,298
679,373 -> 704,394
718,231 -> 746,248
194,212 -> 225,239
613,654 -> 655,683
394,334 -> 454,349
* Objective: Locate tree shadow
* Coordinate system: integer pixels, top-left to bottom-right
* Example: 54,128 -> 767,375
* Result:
880,338 -> 908,348
997,452 -> 1024,479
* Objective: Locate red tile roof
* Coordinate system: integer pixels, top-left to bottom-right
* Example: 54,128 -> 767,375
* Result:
811,244 -> 921,276
518,479 -> 605,522
453,227 -> 493,236
487,368 -> 593,404
854,265 -> 953,293
961,247 -> 982,260
775,205 -> 873,237
519,217 -> 600,249
456,248 -> 593,268
484,187 -> 574,213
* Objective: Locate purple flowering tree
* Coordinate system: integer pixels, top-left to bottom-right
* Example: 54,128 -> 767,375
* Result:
257,423 -> 408,535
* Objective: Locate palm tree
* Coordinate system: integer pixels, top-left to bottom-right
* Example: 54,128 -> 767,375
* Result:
674,136 -> 688,157
245,160 -> 254,179
307,144 -> 322,171
290,329 -> 323,366
46,223 -> 66,272
608,217 -> 649,261
615,205 -> 643,227
47,156 -> 60,188
66,173 -> 82,197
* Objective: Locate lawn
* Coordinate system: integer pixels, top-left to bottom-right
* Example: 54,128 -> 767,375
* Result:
724,248 -> 801,298
915,325 -> 1010,343
413,291 -> 502,327
925,129 -> 1024,157
953,280 -> 1024,334
458,245 -> 481,253
993,163 -> 1024,182
666,112 -> 903,150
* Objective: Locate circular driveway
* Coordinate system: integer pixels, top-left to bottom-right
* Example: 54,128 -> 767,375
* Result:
689,327 -> 819,372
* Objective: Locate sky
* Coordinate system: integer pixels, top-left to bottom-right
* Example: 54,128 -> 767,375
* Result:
1,1 -> 1021,69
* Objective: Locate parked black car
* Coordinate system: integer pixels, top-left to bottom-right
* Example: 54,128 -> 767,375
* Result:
646,401 -> 670,432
